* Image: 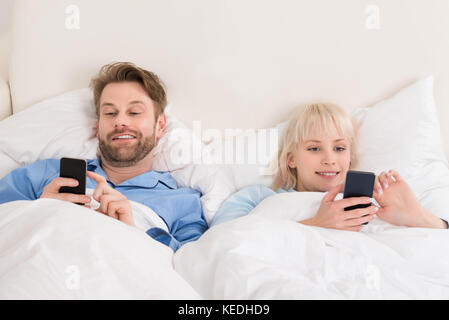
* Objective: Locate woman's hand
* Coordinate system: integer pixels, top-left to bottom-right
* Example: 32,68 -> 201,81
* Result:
374,170 -> 445,228
87,171 -> 135,227
299,183 -> 378,231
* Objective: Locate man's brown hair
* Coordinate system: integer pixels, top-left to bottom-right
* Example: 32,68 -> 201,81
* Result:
90,62 -> 167,119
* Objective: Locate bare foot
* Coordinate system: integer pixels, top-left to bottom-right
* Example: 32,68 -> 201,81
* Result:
373,170 -> 445,228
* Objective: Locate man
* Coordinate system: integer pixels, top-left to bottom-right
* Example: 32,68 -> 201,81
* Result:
0,62 -> 208,251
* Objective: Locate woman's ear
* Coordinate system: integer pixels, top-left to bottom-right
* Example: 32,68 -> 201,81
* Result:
287,152 -> 297,169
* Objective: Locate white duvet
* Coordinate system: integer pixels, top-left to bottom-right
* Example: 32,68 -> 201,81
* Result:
0,199 -> 200,299
173,191 -> 449,299
2,190 -> 449,299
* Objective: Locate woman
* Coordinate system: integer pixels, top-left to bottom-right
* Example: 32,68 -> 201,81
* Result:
211,103 -> 448,231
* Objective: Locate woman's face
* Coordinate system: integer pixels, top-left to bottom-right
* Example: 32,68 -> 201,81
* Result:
288,125 -> 351,192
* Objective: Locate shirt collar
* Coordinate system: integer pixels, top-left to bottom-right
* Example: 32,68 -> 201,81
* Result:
86,159 -> 177,189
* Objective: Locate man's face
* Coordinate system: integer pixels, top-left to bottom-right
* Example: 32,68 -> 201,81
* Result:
96,81 -> 164,167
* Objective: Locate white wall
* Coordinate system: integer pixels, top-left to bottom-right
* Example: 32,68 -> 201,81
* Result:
5,0 -> 449,159
0,0 -> 14,80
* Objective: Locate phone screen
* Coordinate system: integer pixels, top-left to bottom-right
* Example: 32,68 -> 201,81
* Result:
59,157 -> 87,195
343,170 -> 375,212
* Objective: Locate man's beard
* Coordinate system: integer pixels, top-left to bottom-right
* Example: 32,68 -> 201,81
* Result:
98,129 -> 156,168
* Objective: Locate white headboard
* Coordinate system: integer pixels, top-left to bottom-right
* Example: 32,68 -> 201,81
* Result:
8,0 -> 449,158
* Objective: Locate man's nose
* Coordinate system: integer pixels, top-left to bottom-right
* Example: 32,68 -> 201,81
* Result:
113,112 -> 130,128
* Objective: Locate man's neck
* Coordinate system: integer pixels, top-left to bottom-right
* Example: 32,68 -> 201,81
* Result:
99,154 -> 154,185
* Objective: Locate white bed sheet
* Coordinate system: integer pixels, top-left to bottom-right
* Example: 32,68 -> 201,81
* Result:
0,199 -> 201,299
173,191 -> 449,299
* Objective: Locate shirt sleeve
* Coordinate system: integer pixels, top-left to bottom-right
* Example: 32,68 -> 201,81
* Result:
144,190 -> 208,252
146,217 -> 208,252
146,227 -> 182,251
0,160 -> 56,204
210,184 -> 276,227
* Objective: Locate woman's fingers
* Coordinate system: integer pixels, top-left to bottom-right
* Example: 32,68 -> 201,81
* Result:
332,204 -> 378,231
390,169 -> 402,181
374,176 -> 383,196
345,225 -> 363,232
374,170 -> 402,200
323,182 -> 344,202
345,212 -> 376,227
314,185 -> 378,232
378,169 -> 401,189
374,169 -> 402,199
378,171 -> 390,189
344,205 -> 378,219
337,196 -> 372,210
387,169 -> 402,183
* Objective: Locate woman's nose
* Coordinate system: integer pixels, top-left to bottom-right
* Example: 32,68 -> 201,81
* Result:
321,152 -> 336,165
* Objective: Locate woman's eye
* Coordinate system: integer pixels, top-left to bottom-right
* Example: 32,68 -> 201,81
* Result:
335,147 -> 346,152
129,112 -> 140,115
105,112 -> 116,116
307,147 -> 319,152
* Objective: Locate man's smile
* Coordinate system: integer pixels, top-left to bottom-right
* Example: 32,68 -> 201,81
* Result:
110,132 -> 138,143
112,136 -> 136,143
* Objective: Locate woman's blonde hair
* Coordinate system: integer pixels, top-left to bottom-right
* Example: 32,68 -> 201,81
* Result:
272,103 -> 358,190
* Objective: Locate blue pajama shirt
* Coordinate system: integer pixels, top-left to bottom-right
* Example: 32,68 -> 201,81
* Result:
210,184 -> 289,226
0,158 -> 208,251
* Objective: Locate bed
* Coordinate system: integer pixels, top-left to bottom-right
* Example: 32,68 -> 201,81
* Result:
1,0 -> 449,299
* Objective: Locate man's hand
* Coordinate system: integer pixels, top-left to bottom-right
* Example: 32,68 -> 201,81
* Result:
87,171 -> 135,227
40,177 -> 91,205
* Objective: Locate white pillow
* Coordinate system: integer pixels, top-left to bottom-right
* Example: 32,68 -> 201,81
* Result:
216,76 -> 449,204
0,88 -> 234,224
351,76 -> 449,200
0,76 -> 11,121
352,76 -> 448,176
207,122 -> 286,190
0,88 -> 98,178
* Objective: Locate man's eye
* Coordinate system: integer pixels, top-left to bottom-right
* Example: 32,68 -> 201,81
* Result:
129,112 -> 141,115
104,112 -> 116,116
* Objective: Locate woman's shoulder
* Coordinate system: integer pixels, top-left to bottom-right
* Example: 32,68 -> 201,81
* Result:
236,184 -> 298,200
275,187 -> 296,194
210,184 -> 277,227
237,184 -> 277,199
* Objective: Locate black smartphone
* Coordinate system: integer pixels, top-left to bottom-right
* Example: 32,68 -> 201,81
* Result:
59,157 -> 87,204
343,170 -> 375,225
